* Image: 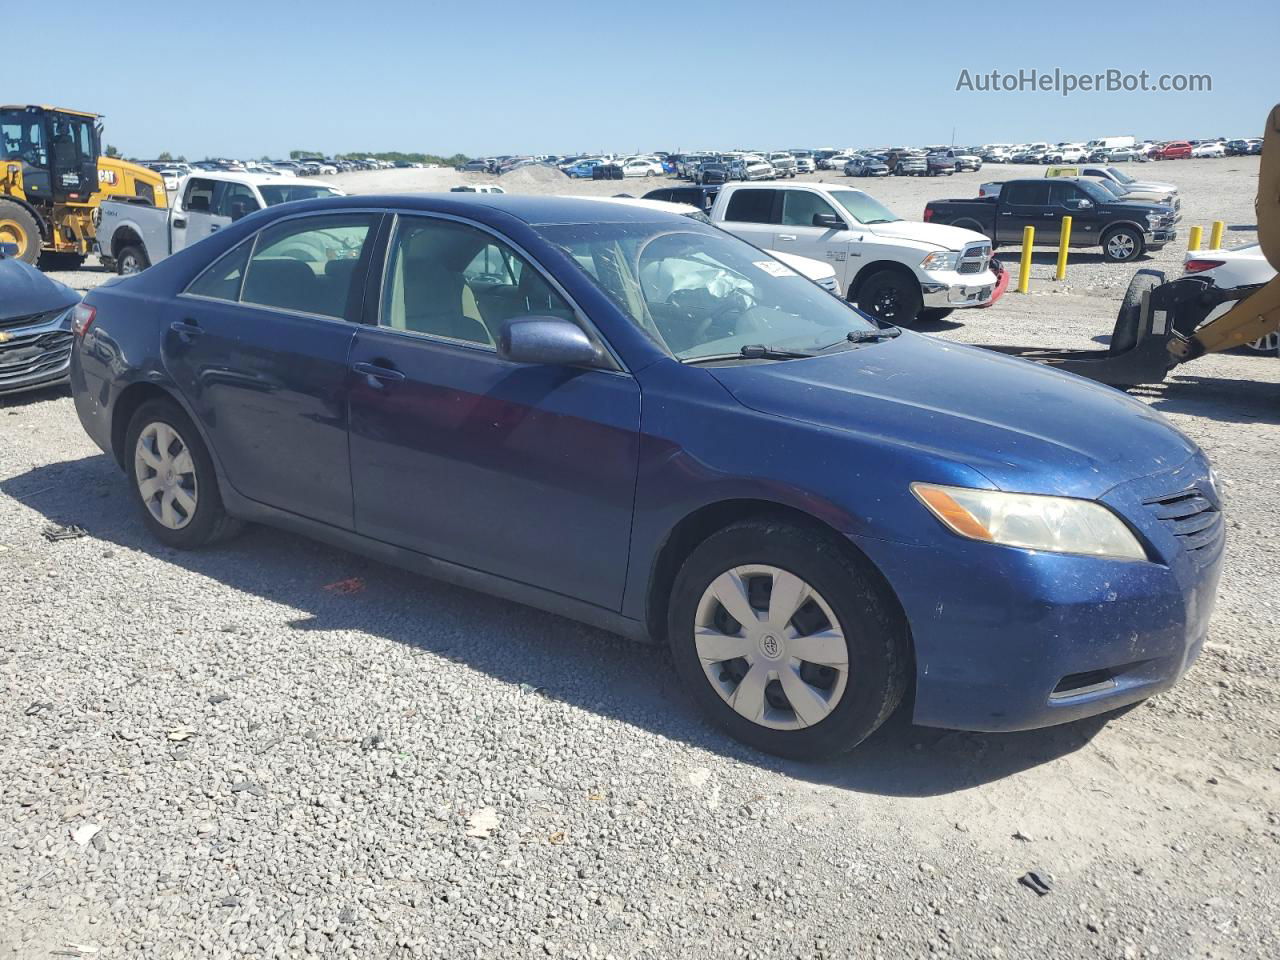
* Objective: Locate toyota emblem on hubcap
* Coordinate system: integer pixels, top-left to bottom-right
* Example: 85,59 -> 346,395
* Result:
759,634 -> 781,659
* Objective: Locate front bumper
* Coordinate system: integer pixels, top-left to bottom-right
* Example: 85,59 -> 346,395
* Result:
0,307 -> 76,396
920,267 -> 999,308
853,456 -> 1223,732
1145,227 -> 1178,248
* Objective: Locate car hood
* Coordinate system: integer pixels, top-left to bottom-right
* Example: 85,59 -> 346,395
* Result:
0,257 -> 79,320
1125,179 -> 1177,194
861,219 -> 988,251
708,332 -> 1196,499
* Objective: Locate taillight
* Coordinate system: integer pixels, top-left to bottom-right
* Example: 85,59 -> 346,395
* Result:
923,207 -> 933,221
71,303 -> 96,337
1184,259 -> 1225,274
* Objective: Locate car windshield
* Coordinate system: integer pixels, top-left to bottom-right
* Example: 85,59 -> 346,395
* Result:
1108,167 -> 1136,185
535,221 -> 878,362
258,184 -> 343,205
827,189 -> 900,225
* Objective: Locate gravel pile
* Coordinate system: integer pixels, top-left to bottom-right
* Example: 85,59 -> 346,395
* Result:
7,159 -> 1278,959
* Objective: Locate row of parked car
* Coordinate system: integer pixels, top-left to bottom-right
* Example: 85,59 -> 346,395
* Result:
980,138 -> 1262,165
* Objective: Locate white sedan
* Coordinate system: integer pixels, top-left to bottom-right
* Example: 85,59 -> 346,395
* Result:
621,160 -> 664,178
1191,142 -> 1227,158
1185,243 -> 1277,354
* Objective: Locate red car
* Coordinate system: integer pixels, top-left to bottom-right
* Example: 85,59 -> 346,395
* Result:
1156,141 -> 1192,160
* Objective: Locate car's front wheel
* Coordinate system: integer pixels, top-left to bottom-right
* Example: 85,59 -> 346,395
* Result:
668,520 -> 908,760
855,269 -> 923,326
1102,226 -> 1144,263
125,399 -> 241,549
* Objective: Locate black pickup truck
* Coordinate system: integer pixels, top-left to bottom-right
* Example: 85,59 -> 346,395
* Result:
924,178 -> 1178,262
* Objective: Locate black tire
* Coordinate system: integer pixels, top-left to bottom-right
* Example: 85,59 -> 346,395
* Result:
853,268 -> 923,326
916,308 -> 954,323
0,199 -> 42,265
125,398 -> 241,549
116,244 -> 150,276
1101,226 -> 1144,263
667,519 -> 909,760
1112,269 -> 1165,354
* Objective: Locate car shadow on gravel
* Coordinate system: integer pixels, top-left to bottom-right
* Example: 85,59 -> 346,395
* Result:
4,453 -> 1118,796
1130,373 -> 1280,425
0,383 -> 72,408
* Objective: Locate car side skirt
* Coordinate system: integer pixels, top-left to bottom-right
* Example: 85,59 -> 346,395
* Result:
219,485 -> 652,645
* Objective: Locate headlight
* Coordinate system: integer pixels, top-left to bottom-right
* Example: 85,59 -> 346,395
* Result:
911,483 -> 1147,560
1145,213 -> 1165,228
920,251 -> 960,272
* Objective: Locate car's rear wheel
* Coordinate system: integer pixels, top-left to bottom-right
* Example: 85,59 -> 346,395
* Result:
116,245 -> 149,275
855,269 -> 923,326
126,399 -> 240,549
668,520 -> 909,759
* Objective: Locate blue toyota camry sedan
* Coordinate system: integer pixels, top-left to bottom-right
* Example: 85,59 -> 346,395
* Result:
69,194 -> 1224,758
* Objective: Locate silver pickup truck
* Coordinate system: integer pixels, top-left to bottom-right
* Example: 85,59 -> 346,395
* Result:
96,172 -> 345,274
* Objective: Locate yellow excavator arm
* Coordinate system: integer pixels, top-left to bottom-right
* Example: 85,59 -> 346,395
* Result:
1169,103 -> 1280,360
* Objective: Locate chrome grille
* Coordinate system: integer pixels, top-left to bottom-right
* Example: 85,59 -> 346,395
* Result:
1143,487 -> 1224,567
958,243 -> 991,275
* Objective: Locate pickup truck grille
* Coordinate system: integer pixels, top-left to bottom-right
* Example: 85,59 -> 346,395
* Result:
1143,487 -> 1224,568
957,243 -> 991,275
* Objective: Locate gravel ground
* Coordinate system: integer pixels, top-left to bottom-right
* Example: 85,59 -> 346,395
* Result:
5,160 -> 1278,959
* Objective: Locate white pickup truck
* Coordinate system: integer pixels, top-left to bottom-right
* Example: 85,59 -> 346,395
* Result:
95,171 -> 345,274
708,182 -> 999,325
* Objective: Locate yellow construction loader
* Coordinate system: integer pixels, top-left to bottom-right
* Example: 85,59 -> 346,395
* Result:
986,103 -> 1279,385
0,104 -> 166,266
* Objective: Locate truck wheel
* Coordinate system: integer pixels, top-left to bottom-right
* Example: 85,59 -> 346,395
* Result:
0,200 -> 42,265
1102,227 -> 1143,263
855,269 -> 923,327
117,245 -> 150,275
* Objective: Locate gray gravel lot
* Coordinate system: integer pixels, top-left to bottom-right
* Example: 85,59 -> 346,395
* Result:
4,159 -> 1278,959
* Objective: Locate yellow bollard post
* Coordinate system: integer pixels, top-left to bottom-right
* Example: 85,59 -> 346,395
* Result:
1017,225 -> 1034,293
1209,220 -> 1224,250
1188,225 -> 1202,252
1055,215 -> 1072,280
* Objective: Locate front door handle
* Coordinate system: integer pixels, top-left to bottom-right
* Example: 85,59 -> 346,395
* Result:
776,234 -> 797,241
169,319 -> 202,343
209,224 -> 220,233
173,218 -> 187,228
352,361 -> 406,388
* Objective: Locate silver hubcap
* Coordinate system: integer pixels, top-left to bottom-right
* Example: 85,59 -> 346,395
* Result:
121,255 -> 142,275
694,565 -> 849,731
1107,234 -> 1136,259
134,422 -> 198,530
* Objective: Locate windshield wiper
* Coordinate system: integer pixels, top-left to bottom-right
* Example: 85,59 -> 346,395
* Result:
683,344 -> 814,364
816,327 -> 902,352
845,327 -> 901,343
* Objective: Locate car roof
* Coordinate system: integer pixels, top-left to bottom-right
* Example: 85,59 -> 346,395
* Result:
186,170 -> 329,186
296,193 -> 700,227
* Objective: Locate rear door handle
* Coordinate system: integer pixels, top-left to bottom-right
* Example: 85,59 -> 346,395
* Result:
173,218 -> 187,229
169,319 -> 202,342
352,361 -> 406,387
209,224 -> 220,233
776,234 -> 797,241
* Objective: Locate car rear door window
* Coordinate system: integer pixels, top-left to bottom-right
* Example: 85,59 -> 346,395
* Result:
239,214 -> 374,319
380,216 -> 574,347
1003,182 -> 1051,206
724,189 -> 777,224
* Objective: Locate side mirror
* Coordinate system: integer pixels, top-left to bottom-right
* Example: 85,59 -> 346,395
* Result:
1066,198 -> 1093,210
813,213 -> 846,229
498,316 -> 602,367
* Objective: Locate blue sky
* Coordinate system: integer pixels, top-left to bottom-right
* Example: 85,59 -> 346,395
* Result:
12,0 -> 1277,159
